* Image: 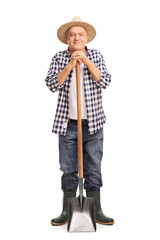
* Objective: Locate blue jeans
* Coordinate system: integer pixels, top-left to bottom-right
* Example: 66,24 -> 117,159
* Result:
59,120 -> 103,192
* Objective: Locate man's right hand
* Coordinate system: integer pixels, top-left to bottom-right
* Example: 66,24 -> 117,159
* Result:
69,59 -> 77,70
57,59 -> 77,86
57,56 -> 81,86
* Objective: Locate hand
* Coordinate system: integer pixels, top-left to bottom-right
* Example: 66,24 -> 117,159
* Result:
69,58 -> 77,70
71,51 -> 89,65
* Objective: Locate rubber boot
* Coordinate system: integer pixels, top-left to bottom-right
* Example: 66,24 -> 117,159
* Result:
86,191 -> 114,225
51,191 -> 76,226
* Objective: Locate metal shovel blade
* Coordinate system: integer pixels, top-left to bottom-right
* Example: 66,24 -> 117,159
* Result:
67,195 -> 96,232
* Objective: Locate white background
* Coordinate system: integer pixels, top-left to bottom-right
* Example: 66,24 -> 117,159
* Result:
0,0 -> 160,239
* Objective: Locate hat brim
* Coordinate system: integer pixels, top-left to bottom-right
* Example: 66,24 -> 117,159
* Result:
57,21 -> 96,44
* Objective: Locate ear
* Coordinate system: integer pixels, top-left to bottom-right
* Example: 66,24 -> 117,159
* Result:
65,30 -> 69,44
65,37 -> 69,45
85,34 -> 88,44
85,30 -> 89,43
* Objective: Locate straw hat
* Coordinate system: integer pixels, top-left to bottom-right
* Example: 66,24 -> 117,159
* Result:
57,16 -> 96,44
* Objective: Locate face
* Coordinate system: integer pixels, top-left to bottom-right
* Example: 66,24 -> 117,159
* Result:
65,26 -> 88,53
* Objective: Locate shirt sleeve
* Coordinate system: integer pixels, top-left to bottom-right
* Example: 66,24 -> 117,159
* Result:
93,52 -> 111,89
45,55 -> 64,93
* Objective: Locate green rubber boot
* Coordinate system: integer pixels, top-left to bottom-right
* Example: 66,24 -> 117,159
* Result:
86,191 -> 114,225
51,191 -> 76,226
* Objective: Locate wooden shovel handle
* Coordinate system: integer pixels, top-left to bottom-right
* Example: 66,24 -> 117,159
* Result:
76,62 -> 83,178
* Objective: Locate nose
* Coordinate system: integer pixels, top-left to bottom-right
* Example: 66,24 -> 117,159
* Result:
75,34 -> 79,40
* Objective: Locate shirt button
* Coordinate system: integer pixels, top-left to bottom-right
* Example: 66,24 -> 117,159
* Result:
62,121 -> 68,128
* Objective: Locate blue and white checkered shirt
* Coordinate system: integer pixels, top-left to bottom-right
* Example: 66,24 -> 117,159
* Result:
45,47 -> 111,135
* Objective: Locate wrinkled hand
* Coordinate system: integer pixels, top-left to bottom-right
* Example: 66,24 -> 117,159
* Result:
71,51 -> 89,65
69,58 -> 77,69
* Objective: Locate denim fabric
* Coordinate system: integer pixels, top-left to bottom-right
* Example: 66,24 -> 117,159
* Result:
59,120 -> 103,192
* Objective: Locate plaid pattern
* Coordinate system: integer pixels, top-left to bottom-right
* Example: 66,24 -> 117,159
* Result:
45,48 -> 111,135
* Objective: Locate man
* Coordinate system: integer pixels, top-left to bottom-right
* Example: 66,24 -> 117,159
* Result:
45,17 -> 114,226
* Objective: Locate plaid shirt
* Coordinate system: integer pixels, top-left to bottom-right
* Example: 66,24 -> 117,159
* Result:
45,47 -> 111,135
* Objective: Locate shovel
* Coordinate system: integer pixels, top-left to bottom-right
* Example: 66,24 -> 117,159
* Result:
67,62 -> 96,232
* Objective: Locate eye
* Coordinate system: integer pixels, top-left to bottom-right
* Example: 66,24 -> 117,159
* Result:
79,33 -> 84,36
70,33 -> 75,37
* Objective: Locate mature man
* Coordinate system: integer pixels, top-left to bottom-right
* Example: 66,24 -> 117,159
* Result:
45,17 -> 114,226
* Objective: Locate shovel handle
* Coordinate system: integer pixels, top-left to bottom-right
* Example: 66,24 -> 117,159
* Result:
76,62 -> 83,178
